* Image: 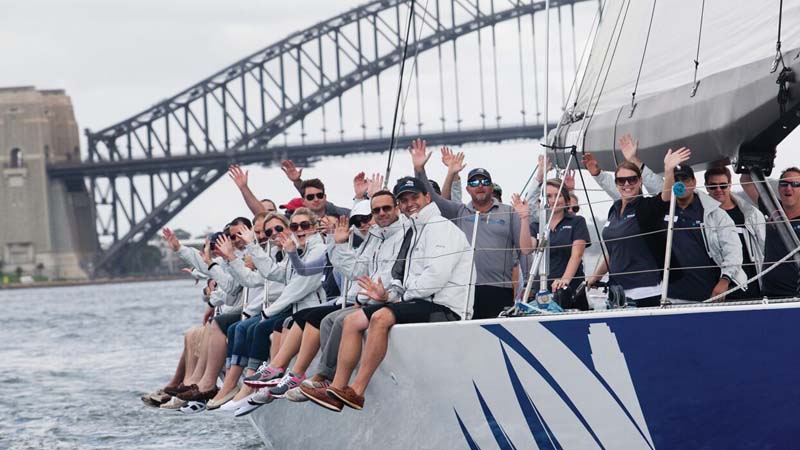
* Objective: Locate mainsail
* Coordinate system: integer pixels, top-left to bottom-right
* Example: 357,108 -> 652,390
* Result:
555,0 -> 800,172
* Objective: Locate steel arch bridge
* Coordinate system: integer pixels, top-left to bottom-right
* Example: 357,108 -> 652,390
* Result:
48,0 -> 595,275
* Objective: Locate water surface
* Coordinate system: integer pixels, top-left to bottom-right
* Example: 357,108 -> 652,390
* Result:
0,279 -> 264,450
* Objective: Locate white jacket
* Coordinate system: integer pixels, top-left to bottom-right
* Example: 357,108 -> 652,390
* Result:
228,245 -> 286,318
390,202 -> 474,319
696,192 -> 747,290
178,247 -> 243,312
732,193 -> 767,281
247,233 -> 327,317
330,216 -> 406,304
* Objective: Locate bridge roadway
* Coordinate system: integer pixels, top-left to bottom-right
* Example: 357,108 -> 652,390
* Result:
48,124 -> 551,178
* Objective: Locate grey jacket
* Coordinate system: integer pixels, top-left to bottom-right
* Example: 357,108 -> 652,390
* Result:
696,192 -> 747,290
247,233 -> 327,317
330,215 -> 406,304
731,193 -> 767,283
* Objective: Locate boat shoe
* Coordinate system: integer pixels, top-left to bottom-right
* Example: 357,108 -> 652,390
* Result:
178,385 -> 219,402
326,386 -> 364,410
300,384 -> 343,412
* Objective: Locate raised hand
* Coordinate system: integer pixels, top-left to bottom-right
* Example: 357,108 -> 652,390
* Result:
276,232 -> 297,252
333,215 -> 352,244
367,172 -> 384,197
618,134 -> 642,165
162,228 -> 181,252
215,234 -> 235,261
447,151 -> 467,176
409,138 -> 432,172
228,164 -> 248,189
440,146 -> 455,167
357,275 -> 389,302
582,153 -> 601,177
535,154 -> 554,183
663,147 -> 692,172
511,194 -> 530,221
564,169 -> 576,191
237,225 -> 256,245
353,171 -> 368,199
280,159 -> 303,182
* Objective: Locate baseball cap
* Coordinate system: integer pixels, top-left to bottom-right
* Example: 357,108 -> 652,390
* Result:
279,197 -> 305,211
492,183 -> 502,194
467,168 -> 492,182
674,164 -> 695,179
393,176 -> 428,197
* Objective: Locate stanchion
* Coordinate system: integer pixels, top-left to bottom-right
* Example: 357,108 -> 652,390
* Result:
660,182 -> 684,306
465,211 -> 480,320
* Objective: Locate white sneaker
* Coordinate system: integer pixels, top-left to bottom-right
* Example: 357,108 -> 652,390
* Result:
234,401 -> 262,417
220,393 -> 254,412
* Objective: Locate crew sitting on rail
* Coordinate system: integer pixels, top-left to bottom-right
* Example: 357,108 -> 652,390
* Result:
704,167 -> 766,300
528,179 -> 592,309
741,165 -> 800,298
411,138 -> 534,319
302,176 -> 473,412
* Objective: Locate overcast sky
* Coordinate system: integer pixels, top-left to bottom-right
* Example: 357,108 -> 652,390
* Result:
2,0 -> 798,238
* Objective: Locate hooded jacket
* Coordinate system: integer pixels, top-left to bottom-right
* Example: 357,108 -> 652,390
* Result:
330,214 -> 406,304
246,233 -> 327,317
389,202 -> 474,319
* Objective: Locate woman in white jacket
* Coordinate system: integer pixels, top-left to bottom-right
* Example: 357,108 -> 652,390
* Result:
241,208 -> 328,384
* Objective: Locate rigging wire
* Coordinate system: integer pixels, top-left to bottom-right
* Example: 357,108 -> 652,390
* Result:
629,0 -> 658,116
689,0 -> 706,97
771,0 -> 786,73
383,0 -> 417,187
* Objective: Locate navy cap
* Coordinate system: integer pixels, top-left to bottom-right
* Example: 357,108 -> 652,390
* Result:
467,168 -> 492,182
674,164 -> 695,179
428,180 -> 442,195
393,176 -> 428,197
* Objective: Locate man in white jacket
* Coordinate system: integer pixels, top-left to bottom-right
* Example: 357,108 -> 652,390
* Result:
304,176 -> 473,412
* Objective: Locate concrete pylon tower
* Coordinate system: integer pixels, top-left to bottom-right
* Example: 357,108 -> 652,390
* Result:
0,86 -> 98,280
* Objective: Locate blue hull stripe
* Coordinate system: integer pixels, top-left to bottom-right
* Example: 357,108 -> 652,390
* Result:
483,323 -> 605,450
473,381 -> 519,450
500,343 -> 562,450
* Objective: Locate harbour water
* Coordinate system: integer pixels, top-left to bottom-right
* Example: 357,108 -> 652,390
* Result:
0,279 -> 263,450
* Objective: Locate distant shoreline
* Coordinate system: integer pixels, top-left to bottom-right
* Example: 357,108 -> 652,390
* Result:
0,275 -> 187,290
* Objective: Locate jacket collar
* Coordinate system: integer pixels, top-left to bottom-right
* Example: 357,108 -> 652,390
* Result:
369,216 -> 405,240
409,201 -> 441,225
696,191 -> 721,212
467,197 -> 500,213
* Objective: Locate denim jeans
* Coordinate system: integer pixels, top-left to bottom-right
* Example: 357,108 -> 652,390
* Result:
246,308 -> 292,370
227,315 -> 260,368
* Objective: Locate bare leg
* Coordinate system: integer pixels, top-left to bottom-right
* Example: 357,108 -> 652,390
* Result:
291,325 -> 321,375
211,365 -> 243,401
270,324 -> 303,370
197,322 -> 227,392
182,326 -> 202,384
165,347 -> 186,389
350,308 -> 395,396
330,311 -> 369,389
271,331 -> 282,360
185,324 -> 209,384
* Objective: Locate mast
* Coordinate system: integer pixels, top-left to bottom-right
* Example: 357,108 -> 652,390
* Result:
538,0 -> 551,291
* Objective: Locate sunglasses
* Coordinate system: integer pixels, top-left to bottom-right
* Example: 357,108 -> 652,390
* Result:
350,214 -> 372,227
468,179 -> 492,188
305,192 -> 325,201
289,221 -> 314,232
572,206 -> 580,213
706,183 -> 729,191
779,180 -> 800,188
614,175 -> 640,186
263,225 -> 285,238
371,205 -> 394,215
228,234 -> 239,241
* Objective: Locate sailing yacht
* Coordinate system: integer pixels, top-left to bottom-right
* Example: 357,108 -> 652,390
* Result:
250,1 -> 800,448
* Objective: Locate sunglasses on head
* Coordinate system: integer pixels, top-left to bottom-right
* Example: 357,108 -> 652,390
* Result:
779,180 -> 800,188
468,178 -> 492,188
289,221 -> 314,232
706,183 -> 729,191
263,225 -> 285,238
614,175 -> 640,186
371,205 -> 394,215
350,214 -> 372,227
305,192 -> 325,201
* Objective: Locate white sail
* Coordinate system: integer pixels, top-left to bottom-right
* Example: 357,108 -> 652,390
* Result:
557,0 -> 800,170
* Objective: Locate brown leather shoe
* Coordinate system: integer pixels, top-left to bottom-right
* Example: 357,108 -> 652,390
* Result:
165,383 -> 193,396
179,385 -> 218,401
300,384 -> 343,412
326,386 -> 364,410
